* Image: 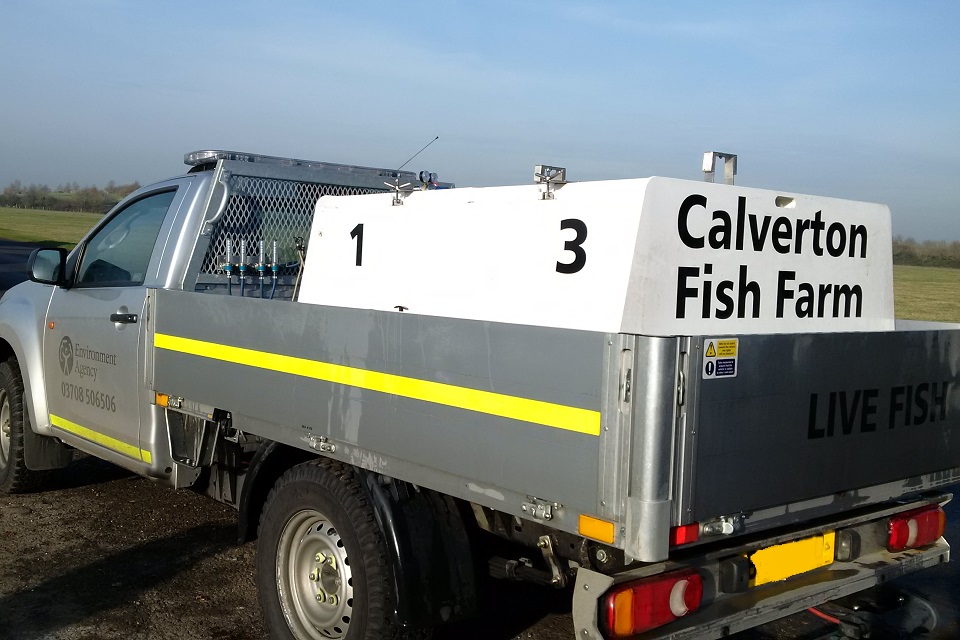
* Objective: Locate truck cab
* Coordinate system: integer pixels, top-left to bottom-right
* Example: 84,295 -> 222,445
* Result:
28,180 -> 195,480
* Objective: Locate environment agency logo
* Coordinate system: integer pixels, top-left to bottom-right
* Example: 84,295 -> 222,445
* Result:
59,336 -> 74,376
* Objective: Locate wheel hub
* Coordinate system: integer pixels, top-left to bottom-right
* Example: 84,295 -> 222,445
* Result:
277,509 -> 355,639
0,389 -> 11,465
320,561 -> 341,594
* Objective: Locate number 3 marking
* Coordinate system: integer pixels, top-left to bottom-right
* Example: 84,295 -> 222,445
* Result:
556,218 -> 587,274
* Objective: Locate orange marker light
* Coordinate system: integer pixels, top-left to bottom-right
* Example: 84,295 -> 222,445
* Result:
579,514 -> 616,544
48,321 -> 55,330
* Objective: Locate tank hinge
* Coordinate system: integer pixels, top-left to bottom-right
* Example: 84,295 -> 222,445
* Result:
677,369 -> 685,407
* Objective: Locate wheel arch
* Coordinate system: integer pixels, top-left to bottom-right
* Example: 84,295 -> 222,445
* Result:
237,439 -> 315,544
0,333 -> 35,429
0,337 -> 13,364
0,284 -> 57,438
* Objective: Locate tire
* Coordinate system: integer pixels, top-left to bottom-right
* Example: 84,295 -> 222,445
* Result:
0,357 -> 45,493
257,459 -> 422,640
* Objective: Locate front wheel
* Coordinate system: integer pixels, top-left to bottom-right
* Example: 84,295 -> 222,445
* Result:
257,459 -> 417,640
0,357 -> 46,493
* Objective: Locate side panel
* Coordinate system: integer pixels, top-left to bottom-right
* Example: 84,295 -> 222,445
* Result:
685,330 -> 960,521
43,288 -> 149,463
152,289 -> 606,521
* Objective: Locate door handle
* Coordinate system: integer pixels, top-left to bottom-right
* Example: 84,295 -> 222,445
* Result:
110,313 -> 138,324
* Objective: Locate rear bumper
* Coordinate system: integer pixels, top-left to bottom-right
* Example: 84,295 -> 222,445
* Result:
653,539 -> 949,640
573,499 -> 952,640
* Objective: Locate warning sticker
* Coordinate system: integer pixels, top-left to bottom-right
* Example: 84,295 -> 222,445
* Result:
716,339 -> 737,357
703,337 -> 739,379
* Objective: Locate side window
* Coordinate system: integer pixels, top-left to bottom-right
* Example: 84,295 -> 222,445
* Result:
76,190 -> 176,286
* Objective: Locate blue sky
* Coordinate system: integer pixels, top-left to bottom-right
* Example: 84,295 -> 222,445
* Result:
1,1 -> 958,240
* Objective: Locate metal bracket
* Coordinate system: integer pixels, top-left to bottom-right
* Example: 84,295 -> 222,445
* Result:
702,151 -> 737,185
384,176 -> 412,206
308,435 -> 337,454
522,496 -> 561,521
572,568 -> 615,640
534,164 -> 567,200
701,513 -> 744,537
218,411 -> 238,442
537,535 -> 566,586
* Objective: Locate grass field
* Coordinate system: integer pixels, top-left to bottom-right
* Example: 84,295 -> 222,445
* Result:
0,207 -> 957,321
893,265 -> 960,322
0,206 -> 101,248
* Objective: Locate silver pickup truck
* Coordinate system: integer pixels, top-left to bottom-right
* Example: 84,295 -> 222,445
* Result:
0,150 -> 957,640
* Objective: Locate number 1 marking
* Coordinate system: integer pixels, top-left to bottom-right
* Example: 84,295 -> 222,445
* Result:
350,223 -> 364,266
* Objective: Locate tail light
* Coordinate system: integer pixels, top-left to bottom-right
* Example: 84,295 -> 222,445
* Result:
669,522 -> 700,546
887,505 -> 945,552
603,570 -> 703,637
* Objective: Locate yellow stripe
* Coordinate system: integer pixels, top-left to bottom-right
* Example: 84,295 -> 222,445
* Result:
50,414 -> 153,463
154,333 -> 601,436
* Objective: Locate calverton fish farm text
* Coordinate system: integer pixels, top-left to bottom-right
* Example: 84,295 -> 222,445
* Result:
675,194 -> 869,320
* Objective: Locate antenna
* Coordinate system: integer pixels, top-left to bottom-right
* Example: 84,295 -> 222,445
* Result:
398,136 -> 439,171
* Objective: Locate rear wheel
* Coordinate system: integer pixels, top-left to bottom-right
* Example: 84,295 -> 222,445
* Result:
257,459 -> 420,640
0,357 -> 45,493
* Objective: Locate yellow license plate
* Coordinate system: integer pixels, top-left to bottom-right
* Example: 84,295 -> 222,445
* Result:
750,531 -> 835,586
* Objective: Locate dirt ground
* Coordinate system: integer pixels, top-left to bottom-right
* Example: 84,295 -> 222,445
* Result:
0,455 -> 577,640
2,453 -> 958,640
0,457 -> 260,640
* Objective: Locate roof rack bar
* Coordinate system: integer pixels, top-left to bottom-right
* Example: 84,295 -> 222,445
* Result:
183,150 -> 416,177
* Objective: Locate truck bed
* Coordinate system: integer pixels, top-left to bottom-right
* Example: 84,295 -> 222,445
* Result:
151,288 -> 607,526
150,288 -> 960,562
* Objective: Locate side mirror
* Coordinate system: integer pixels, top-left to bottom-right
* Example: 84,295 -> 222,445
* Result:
27,248 -> 69,286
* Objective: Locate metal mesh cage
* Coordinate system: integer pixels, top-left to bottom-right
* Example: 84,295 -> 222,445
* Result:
200,175 -> 384,277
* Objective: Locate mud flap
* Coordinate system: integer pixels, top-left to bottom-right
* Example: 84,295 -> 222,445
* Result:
23,408 -> 72,470
361,470 -> 480,628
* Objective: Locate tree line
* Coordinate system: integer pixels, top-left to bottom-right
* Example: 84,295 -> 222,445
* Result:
893,236 -> 960,269
0,180 -> 141,213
